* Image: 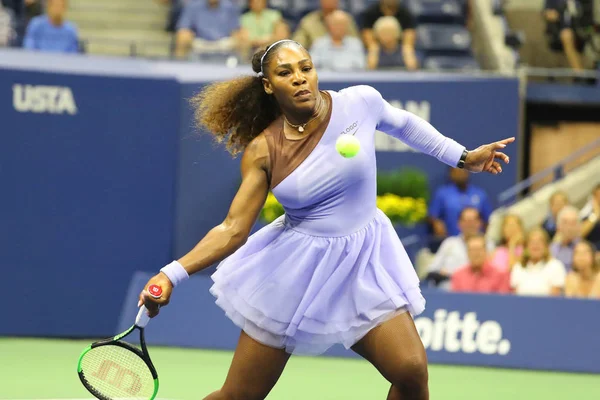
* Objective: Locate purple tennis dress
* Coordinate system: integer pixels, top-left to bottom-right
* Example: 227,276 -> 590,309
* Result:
210,85 -> 465,355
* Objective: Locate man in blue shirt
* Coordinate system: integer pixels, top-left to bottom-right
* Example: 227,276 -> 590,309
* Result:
175,0 -> 241,59
429,167 -> 493,239
23,0 -> 78,53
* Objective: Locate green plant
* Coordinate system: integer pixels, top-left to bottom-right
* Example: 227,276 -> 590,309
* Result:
376,168 -> 430,202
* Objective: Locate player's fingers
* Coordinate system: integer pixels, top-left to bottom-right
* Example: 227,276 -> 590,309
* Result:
491,137 -> 515,150
491,161 -> 502,174
142,292 -> 161,317
137,292 -> 144,307
498,137 -> 515,145
494,151 -> 509,164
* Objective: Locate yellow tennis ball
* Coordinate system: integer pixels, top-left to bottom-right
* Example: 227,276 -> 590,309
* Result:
336,135 -> 360,158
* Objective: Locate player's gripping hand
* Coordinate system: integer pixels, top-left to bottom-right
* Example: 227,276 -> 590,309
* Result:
138,273 -> 174,318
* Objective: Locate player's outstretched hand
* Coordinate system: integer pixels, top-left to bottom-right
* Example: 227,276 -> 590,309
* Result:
138,273 -> 174,318
464,137 -> 515,174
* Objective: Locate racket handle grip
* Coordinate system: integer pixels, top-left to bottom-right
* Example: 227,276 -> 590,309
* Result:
136,306 -> 151,328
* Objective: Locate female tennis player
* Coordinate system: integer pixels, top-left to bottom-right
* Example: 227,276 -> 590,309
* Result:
139,39 -> 514,400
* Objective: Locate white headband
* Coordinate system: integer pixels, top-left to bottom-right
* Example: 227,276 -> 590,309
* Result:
258,39 -> 301,77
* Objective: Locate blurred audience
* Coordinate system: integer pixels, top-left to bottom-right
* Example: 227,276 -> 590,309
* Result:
543,0 -> 586,71
0,1 -> 15,47
511,228 -> 566,297
428,167 -> 493,242
489,214 -> 525,272
360,0 -> 417,70
580,183 -> 600,249
367,16 -> 405,70
23,0 -> 79,53
542,190 -> 569,239
565,241 -> 600,298
23,0 -> 41,25
175,0 -> 242,59
239,0 -> 289,60
426,207 -> 485,289
2,0 -> 24,34
310,10 -> 365,71
451,235 -> 510,294
550,205 -> 582,270
293,0 -> 359,50
160,0 -> 189,33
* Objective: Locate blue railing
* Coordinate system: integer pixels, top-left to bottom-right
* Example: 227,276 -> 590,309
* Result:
497,137 -> 600,207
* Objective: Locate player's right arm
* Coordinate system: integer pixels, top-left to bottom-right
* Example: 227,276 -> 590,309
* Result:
140,136 -> 270,314
179,136 -> 269,274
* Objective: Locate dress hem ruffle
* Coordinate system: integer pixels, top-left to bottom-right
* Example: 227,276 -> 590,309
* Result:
210,279 -> 425,355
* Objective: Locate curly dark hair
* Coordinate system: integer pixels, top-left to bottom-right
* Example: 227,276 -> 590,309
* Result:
190,41 -> 301,156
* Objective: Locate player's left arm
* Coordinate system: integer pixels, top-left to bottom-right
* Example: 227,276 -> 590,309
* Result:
357,85 -> 514,174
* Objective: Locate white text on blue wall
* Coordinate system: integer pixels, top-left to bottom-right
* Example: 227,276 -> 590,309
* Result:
415,309 -> 511,355
13,84 -> 78,115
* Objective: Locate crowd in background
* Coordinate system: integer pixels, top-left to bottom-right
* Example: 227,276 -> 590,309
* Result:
423,170 -> 600,299
165,0 -> 424,70
1,0 -> 599,74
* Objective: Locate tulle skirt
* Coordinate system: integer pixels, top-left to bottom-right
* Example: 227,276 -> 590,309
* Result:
209,209 -> 425,355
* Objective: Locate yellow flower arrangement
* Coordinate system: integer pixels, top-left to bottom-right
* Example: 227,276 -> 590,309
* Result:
260,192 -> 427,225
376,194 -> 427,225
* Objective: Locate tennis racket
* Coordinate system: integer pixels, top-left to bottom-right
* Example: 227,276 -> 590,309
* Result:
77,284 -> 163,400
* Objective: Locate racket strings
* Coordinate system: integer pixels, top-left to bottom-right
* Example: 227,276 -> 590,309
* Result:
80,344 -> 155,399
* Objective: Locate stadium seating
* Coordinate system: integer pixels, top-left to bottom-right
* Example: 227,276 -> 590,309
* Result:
416,24 -> 472,53
422,55 -> 480,71
405,0 -> 465,24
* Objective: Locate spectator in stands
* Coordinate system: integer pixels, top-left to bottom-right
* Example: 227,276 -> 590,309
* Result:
426,207 -> 485,289
511,228 -> 567,297
489,214 -> 525,272
23,0 -> 79,53
565,240 -> 600,298
24,0 -> 42,25
160,0 -> 193,33
239,0 -> 289,60
542,190 -> 569,239
310,10 -> 365,71
360,0 -> 417,70
2,0 -> 23,26
175,0 -> 242,59
367,16 -> 407,70
551,205 -> 582,270
0,2 -> 15,47
292,0 -> 359,50
580,183 -> 600,249
451,235 -> 510,294
428,167 -> 493,240
543,0 -> 586,71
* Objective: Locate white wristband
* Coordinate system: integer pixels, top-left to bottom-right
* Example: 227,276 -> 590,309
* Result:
160,260 -> 189,287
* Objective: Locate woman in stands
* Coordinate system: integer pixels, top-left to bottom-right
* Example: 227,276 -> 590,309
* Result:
511,227 -> 567,297
489,214 -> 524,272
565,241 -> 600,298
138,40 -> 513,400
